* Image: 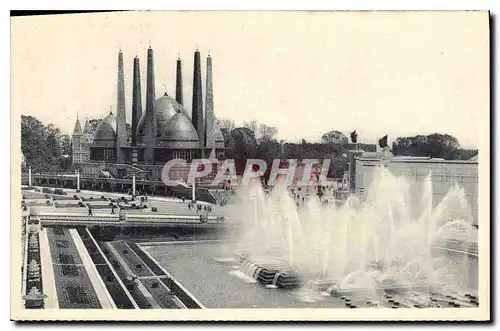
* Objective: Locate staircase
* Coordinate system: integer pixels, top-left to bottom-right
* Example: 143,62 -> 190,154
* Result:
168,184 -> 217,204
107,164 -> 146,179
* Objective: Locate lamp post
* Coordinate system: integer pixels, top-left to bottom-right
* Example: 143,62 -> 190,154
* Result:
192,177 -> 196,203
132,173 -> 136,196
76,170 -> 80,191
28,167 -> 32,188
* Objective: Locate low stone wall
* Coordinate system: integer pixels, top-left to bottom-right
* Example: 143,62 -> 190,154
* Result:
129,244 -> 202,309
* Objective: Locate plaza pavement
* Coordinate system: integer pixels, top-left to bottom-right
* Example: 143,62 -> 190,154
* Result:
31,187 -> 226,218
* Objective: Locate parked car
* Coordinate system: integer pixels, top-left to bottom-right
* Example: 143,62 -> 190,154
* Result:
53,188 -> 66,195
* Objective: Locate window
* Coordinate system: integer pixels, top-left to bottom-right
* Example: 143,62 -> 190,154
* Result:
105,149 -> 115,161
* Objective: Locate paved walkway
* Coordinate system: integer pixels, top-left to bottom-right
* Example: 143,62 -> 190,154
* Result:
69,229 -> 116,309
38,228 -> 58,308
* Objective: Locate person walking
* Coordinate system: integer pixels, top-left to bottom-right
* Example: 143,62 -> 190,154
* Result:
111,205 -> 115,215
88,207 -> 93,216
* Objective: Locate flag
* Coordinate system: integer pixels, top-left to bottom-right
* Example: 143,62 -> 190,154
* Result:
350,130 -> 357,144
379,135 -> 388,148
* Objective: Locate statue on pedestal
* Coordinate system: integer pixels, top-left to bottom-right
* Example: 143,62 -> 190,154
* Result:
350,130 -> 358,144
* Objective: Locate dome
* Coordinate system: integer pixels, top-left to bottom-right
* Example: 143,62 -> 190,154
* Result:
136,93 -> 191,143
155,93 -> 191,136
159,112 -> 199,149
93,112 -> 117,145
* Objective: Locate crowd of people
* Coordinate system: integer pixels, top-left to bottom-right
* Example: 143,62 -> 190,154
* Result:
187,202 -> 213,213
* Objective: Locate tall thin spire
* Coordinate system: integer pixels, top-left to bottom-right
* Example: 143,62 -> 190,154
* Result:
205,53 -> 215,150
131,55 -> 142,146
176,56 -> 183,105
143,46 -> 157,164
192,49 -> 204,147
116,50 -> 127,163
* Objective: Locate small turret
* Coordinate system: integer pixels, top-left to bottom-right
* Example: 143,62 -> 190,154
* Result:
73,117 -> 83,136
83,118 -> 91,134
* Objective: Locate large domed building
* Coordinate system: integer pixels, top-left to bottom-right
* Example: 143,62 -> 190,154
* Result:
72,46 -> 225,183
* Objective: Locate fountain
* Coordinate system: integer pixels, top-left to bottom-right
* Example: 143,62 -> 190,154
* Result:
224,165 -> 478,306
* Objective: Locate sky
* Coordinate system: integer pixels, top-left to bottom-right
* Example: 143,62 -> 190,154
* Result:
11,11 -> 488,148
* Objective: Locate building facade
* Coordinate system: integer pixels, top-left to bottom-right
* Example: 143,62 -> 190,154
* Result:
349,150 -> 478,223
72,47 -> 225,184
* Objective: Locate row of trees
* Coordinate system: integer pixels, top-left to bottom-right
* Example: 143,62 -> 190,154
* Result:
218,119 -> 374,178
218,118 -> 478,180
392,134 -> 477,160
21,115 -> 73,172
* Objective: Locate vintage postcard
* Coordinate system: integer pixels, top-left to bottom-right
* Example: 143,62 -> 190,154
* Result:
10,11 -> 490,321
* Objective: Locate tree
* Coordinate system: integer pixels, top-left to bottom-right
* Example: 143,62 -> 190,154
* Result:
228,127 -> 258,174
321,130 -> 348,144
22,116 -> 49,171
60,134 -> 72,156
88,119 -> 102,134
218,118 -> 236,147
456,149 -> 478,160
218,118 -> 236,133
256,140 -> 282,167
21,115 -> 73,172
243,120 -> 259,138
258,123 -> 278,142
392,133 -> 463,160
